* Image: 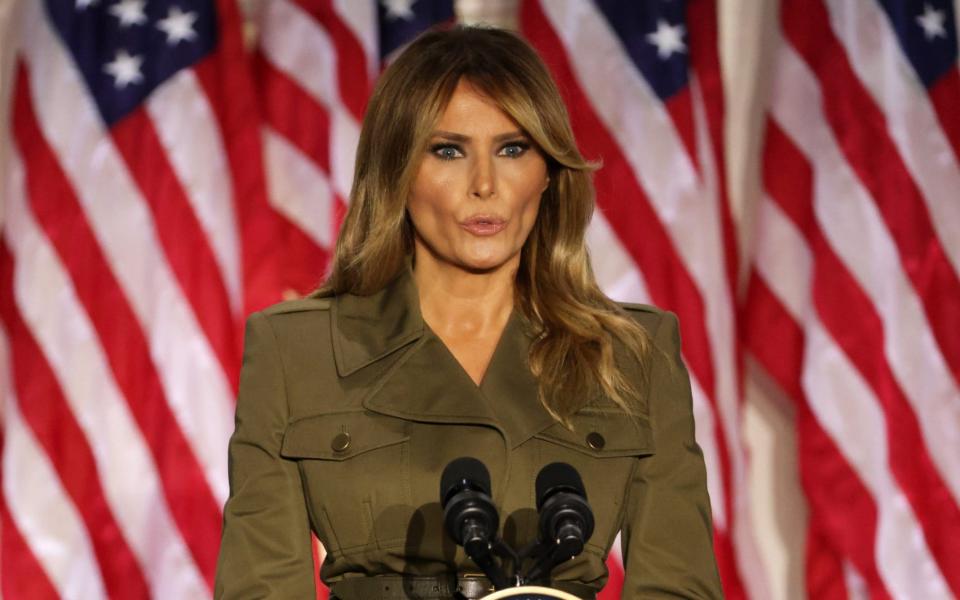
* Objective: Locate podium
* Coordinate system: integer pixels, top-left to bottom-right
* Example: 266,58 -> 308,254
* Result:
482,586 -> 582,599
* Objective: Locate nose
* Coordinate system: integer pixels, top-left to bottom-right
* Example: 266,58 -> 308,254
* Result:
469,154 -> 495,200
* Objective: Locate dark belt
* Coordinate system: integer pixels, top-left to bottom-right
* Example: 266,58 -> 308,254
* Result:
329,575 -> 597,600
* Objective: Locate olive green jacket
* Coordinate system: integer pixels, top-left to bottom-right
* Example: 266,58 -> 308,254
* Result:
214,267 -> 723,599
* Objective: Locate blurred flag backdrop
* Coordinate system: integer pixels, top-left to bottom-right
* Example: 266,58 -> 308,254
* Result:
743,0 -> 960,598
1,0 -> 287,597
1,1 -> 958,599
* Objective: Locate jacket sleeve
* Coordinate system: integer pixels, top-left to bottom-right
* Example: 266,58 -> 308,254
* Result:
619,311 -> 724,598
214,311 -> 316,599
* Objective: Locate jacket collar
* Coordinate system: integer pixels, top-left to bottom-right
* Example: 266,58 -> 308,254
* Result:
330,261 -> 425,378
330,261 -> 557,448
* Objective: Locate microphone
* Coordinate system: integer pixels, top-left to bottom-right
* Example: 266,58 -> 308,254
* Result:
440,457 -> 509,589
526,462 -> 595,582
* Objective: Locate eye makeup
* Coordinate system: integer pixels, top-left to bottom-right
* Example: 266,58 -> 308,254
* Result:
427,138 -> 532,160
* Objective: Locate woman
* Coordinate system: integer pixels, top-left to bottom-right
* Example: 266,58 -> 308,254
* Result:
215,26 -> 722,600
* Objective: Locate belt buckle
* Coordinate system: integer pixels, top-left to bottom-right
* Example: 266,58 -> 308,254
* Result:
456,574 -> 494,599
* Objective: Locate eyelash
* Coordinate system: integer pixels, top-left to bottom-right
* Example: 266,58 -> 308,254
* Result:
429,141 -> 531,160
500,141 -> 530,158
429,144 -> 463,160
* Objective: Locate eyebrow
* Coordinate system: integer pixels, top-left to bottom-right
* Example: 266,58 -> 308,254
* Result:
431,130 -> 528,143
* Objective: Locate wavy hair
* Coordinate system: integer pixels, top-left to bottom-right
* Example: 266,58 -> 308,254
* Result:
316,26 -> 654,424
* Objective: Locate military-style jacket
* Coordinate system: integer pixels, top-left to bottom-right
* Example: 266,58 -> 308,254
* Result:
214,266 -> 723,599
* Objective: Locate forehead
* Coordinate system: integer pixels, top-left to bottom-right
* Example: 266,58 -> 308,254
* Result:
434,80 -> 521,134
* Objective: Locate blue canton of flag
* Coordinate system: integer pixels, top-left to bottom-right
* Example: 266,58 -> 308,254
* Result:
378,0 -> 454,60
876,0 -> 959,88
593,0 -> 689,101
44,0 -> 217,125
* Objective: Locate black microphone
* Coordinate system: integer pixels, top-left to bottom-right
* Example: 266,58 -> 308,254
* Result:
526,462 -> 595,582
440,457 -> 509,589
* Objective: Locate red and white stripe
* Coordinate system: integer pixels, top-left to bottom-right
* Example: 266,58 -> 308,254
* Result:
744,0 -> 960,597
254,0 -> 375,296
521,1 -> 766,598
3,139 -> 212,598
1,0 -> 282,597
1,325 -> 108,600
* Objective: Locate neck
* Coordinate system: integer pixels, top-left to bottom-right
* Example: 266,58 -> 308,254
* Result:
411,244 -> 517,339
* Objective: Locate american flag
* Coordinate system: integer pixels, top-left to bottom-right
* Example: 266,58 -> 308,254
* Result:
253,0 -> 454,299
0,0 -> 283,597
743,0 -> 960,598
6,0 -> 959,599
520,1 -> 766,598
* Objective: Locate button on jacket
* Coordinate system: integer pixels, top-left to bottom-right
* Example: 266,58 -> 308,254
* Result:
214,266 -> 723,599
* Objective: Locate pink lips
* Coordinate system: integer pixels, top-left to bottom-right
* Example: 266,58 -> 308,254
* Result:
460,216 -> 507,236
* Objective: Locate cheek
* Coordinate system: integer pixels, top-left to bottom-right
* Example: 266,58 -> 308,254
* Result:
503,164 -> 547,229
517,194 -> 542,233
408,169 -> 454,225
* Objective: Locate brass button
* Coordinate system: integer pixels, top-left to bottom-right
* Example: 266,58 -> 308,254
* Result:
331,432 -> 351,452
586,432 -> 605,450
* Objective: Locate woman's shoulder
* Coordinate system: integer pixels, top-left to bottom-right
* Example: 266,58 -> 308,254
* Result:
615,301 -> 665,317
260,295 -> 333,317
247,296 -> 335,349
615,301 -> 675,333
611,301 -> 683,364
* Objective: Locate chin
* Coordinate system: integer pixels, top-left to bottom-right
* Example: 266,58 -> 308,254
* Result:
456,251 -> 517,274
452,258 -> 495,273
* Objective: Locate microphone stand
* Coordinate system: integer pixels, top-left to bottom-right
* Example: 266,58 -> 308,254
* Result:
492,539 -> 522,586
461,523 -> 511,590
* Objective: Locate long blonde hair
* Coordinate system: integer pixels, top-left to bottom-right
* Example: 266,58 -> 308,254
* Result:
317,26 -> 654,424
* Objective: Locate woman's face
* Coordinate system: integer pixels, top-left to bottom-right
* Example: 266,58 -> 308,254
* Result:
407,80 -> 549,274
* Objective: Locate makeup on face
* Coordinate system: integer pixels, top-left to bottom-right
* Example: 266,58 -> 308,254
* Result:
406,81 -> 549,274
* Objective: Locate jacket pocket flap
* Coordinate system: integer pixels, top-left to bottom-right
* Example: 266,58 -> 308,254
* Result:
535,410 -> 654,457
281,411 -> 409,461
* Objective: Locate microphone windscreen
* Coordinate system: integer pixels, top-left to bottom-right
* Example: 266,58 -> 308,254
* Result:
440,457 -> 491,506
535,462 -> 586,509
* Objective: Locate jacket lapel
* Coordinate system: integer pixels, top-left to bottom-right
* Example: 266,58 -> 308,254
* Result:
331,263 -> 558,447
329,266 -> 424,378
363,331 -> 503,430
479,310 -> 557,448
